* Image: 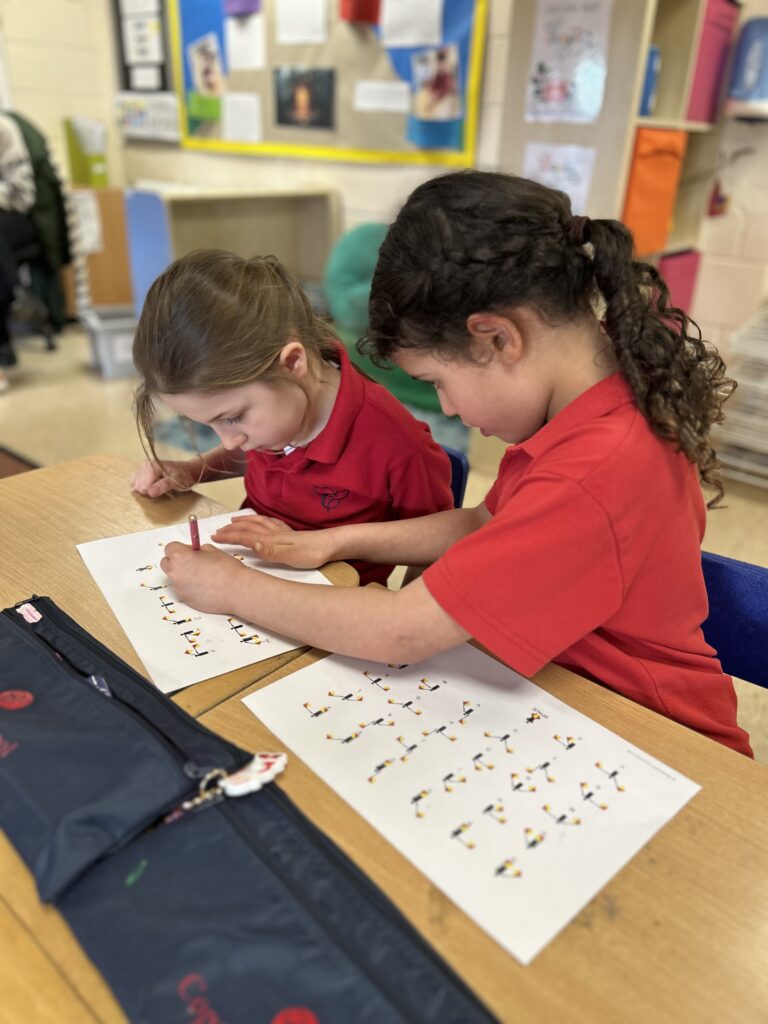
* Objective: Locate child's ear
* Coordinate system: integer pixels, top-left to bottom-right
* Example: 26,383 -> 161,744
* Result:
466,313 -> 524,366
278,339 -> 309,378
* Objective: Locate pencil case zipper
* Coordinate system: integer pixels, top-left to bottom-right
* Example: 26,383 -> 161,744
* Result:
5,595 -> 248,774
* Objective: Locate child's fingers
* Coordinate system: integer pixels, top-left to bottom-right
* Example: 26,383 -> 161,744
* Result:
212,525 -> 275,548
146,476 -> 177,498
253,539 -> 296,561
230,513 -> 289,531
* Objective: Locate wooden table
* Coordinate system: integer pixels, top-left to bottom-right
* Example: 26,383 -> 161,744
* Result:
1,456 -> 767,1023
198,651 -> 768,1024
0,453 -> 357,718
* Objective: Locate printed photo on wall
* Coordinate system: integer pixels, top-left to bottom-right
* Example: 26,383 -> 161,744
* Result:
411,45 -> 462,121
274,67 -> 335,129
522,142 -> 596,214
186,32 -> 224,97
525,0 -> 612,124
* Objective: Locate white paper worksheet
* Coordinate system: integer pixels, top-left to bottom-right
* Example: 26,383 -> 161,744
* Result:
244,645 -> 700,964
77,511 -> 330,694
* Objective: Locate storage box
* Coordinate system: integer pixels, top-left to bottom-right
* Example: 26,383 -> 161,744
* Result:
687,0 -> 740,123
80,306 -> 138,379
622,128 -> 688,256
658,250 -> 701,313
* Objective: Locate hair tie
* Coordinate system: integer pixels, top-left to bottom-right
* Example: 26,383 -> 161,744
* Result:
569,215 -> 591,245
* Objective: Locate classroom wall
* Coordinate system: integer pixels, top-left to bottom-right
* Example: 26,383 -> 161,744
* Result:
121,1 -> 513,230
691,0 -> 768,357
0,0 -> 123,186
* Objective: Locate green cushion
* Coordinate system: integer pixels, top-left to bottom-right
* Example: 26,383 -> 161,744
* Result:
325,222 -> 442,413
335,326 -> 443,413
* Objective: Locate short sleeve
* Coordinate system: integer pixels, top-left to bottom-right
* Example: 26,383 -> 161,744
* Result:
422,473 -> 625,676
388,445 -> 454,520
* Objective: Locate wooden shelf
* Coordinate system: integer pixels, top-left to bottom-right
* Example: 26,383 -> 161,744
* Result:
636,116 -> 713,133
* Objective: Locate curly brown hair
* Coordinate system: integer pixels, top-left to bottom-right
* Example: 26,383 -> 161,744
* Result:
361,171 -> 734,506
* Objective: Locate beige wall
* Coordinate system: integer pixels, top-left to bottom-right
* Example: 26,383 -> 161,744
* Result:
0,0 -> 123,184
691,0 -> 768,356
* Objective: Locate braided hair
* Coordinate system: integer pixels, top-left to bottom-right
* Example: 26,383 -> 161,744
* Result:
362,170 -> 733,506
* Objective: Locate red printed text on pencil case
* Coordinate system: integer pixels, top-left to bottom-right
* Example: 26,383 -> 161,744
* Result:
272,1009 -> 320,1024
177,973 -> 223,1024
0,733 -> 19,759
0,689 -> 34,710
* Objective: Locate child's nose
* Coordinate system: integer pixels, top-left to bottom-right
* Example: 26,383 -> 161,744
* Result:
216,427 -> 246,450
438,393 -> 456,418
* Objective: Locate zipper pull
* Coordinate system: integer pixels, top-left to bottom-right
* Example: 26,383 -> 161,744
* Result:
15,602 -> 43,624
88,674 -> 113,698
221,752 -> 287,797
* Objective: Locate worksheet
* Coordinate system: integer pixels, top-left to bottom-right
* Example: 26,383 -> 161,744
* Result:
244,644 -> 700,964
78,511 -> 330,693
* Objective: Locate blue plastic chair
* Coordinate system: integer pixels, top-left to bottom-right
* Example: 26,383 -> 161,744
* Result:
441,445 -> 470,508
701,551 -> 768,687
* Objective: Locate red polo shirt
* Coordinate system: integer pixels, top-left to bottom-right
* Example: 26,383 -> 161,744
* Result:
244,344 -> 453,585
423,373 -> 752,756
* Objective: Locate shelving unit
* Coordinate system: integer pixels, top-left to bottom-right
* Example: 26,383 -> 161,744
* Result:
716,306 -> 768,489
498,0 -> 738,260
124,185 -> 341,315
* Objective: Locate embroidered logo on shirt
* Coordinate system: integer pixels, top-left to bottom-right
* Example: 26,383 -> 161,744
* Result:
314,486 -> 350,511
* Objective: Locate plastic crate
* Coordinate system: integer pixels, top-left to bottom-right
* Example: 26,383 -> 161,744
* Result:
80,306 -> 138,379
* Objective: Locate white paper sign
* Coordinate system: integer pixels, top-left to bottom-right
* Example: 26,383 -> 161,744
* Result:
119,0 -> 160,15
380,0 -> 444,48
129,64 -> 162,90
222,92 -> 263,142
71,190 -> 103,255
275,0 -> 328,46
244,645 -> 700,964
526,0 -> 612,123
523,142 -> 596,214
115,91 -> 180,142
121,15 -> 164,65
225,13 -> 266,71
77,511 -> 330,694
353,79 -> 411,113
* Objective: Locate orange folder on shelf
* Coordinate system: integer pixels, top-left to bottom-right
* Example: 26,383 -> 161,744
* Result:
622,128 -> 688,257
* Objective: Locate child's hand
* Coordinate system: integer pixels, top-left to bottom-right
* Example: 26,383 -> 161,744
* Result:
160,542 -> 246,613
131,459 -> 200,498
212,515 -> 332,569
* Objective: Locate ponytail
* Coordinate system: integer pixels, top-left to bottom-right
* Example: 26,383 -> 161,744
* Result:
587,218 -> 733,506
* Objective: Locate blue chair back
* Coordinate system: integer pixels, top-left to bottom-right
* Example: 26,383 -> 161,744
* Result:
441,445 -> 470,508
701,551 -> 768,687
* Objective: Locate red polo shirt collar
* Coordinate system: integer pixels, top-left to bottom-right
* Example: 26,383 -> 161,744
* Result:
518,372 -> 634,460
300,343 -> 365,465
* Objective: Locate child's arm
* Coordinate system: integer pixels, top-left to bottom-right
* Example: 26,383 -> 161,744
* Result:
212,503 -> 491,569
161,544 -> 470,663
131,445 -> 247,498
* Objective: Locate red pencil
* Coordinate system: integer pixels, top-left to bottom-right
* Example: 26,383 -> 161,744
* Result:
188,514 -> 200,551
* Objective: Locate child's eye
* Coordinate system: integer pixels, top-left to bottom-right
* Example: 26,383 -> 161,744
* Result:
224,416 -> 242,425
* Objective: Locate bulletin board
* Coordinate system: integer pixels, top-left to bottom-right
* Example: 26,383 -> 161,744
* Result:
168,0 -> 487,165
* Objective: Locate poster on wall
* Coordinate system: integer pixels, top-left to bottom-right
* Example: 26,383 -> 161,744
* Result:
412,44 -> 462,121
114,0 -> 170,94
522,142 -> 596,213
525,0 -> 612,124
274,67 -> 335,129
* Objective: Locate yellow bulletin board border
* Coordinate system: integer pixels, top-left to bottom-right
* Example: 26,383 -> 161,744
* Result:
168,0 -> 488,166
